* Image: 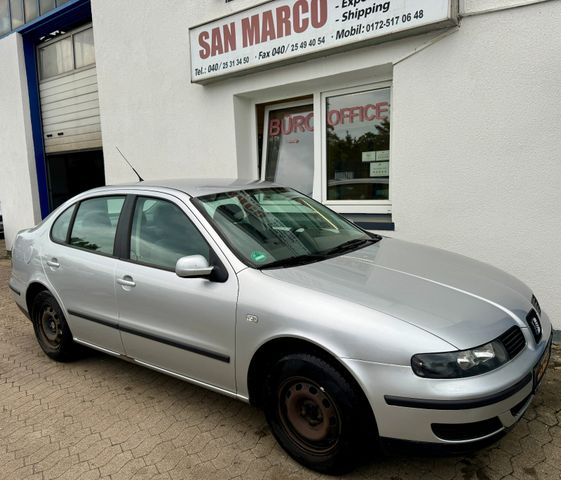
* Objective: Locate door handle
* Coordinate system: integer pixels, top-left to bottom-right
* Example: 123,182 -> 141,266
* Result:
117,276 -> 136,288
47,258 -> 60,268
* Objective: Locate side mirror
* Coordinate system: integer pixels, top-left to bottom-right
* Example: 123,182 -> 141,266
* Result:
175,255 -> 214,278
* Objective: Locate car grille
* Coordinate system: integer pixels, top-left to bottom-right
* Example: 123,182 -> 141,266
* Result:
498,326 -> 526,359
531,295 -> 541,316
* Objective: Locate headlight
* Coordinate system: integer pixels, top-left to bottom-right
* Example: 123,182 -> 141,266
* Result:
411,340 -> 509,378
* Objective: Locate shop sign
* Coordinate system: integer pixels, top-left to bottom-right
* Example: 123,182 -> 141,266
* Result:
190,0 -> 457,83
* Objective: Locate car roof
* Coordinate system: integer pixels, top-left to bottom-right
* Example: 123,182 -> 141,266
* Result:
99,178 -> 280,198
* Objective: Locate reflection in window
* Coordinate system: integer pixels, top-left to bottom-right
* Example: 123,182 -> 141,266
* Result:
196,187 -> 371,268
0,0 -> 10,35
265,104 -> 314,196
1,0 -> 67,34
39,36 -> 73,79
130,197 -> 209,270
73,27 -> 95,68
326,88 -> 391,201
24,0 -> 38,22
70,197 -> 124,254
39,0 -> 55,15
9,0 -> 23,28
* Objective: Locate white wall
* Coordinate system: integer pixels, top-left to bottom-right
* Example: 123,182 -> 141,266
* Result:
461,0 -> 554,16
91,0 -> 255,185
392,1 -> 561,326
0,33 -> 41,249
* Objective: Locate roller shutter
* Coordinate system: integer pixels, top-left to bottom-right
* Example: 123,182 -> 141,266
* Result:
38,24 -> 101,153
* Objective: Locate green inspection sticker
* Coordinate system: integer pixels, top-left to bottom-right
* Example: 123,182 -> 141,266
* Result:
251,251 -> 268,263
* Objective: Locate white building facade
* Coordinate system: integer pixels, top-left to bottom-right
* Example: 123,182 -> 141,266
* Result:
0,0 -> 560,327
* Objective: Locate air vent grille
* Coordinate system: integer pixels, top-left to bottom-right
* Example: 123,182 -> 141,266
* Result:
499,326 -> 526,359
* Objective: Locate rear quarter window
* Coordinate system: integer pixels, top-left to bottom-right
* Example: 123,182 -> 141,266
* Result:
50,205 -> 76,243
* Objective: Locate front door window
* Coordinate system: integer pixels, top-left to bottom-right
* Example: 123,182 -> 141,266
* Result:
129,197 -> 210,270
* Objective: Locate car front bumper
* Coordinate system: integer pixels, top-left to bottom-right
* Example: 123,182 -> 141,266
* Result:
342,316 -> 552,446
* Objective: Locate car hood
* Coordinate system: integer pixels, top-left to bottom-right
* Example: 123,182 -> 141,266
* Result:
261,238 -> 533,350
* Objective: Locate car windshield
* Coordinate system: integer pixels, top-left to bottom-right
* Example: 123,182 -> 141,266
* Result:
193,187 -> 378,269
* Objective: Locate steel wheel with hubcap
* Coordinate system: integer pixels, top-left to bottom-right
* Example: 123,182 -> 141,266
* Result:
279,377 -> 341,456
39,305 -> 63,348
264,353 -> 378,474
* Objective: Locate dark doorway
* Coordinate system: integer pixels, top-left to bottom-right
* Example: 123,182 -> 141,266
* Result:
46,149 -> 105,210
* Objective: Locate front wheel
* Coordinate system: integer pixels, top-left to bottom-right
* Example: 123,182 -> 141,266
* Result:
31,291 -> 80,362
263,353 -> 377,474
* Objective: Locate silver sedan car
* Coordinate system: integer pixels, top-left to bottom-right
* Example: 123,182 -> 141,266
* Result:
9,179 -> 552,474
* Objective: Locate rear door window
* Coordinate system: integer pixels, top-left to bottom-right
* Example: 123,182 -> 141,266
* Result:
69,196 -> 125,255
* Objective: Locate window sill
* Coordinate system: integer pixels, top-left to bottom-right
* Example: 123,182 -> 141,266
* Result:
341,213 -> 394,231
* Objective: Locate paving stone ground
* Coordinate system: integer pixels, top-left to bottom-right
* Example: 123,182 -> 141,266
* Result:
0,257 -> 560,480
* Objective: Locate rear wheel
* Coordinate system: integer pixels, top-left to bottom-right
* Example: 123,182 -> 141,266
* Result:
263,353 -> 377,474
31,291 -> 79,361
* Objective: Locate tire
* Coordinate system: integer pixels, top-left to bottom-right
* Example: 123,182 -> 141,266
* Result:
31,291 -> 79,362
263,353 -> 377,475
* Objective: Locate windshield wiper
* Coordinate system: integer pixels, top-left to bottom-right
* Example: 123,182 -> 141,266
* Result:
321,237 -> 379,257
259,254 -> 327,270
258,236 -> 381,270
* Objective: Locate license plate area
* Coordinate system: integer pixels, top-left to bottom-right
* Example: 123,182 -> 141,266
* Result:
533,339 -> 552,391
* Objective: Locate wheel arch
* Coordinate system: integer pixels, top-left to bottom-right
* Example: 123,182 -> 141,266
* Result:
246,336 -> 374,418
25,281 -> 51,315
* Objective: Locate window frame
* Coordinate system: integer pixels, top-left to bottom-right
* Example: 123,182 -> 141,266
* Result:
49,194 -> 127,259
37,22 -> 94,82
48,203 -> 76,244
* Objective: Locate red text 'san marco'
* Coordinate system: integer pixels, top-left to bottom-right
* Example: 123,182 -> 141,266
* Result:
198,0 -> 328,60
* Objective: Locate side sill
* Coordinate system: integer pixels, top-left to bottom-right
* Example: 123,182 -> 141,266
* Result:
73,338 -> 247,402
73,337 -> 122,357
133,359 -> 239,400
